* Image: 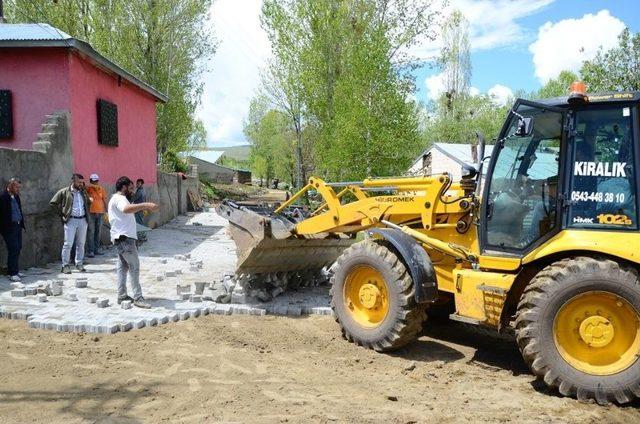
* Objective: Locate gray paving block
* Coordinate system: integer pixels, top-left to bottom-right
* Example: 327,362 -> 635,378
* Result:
180,293 -> 190,300
287,306 -> 302,316
145,317 -> 158,327
156,274 -> 165,281
97,299 -> 109,308
190,295 -> 202,303
75,280 -> 88,288
56,323 -> 69,332
121,300 -> 132,310
51,286 -> 63,296
169,312 -> 180,322
159,315 -> 170,324
159,259 -> 168,264
179,311 -> 191,320
119,322 -> 133,332
176,284 -> 191,295
175,269 -> 183,275
66,294 -> 78,302
24,288 -> 37,295
134,319 -> 146,329
11,289 -> 26,297
194,282 -> 208,295
164,271 -> 176,277
88,296 -> 98,303
37,294 -> 48,303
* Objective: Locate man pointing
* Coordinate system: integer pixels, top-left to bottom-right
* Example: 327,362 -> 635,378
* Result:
109,176 -> 158,308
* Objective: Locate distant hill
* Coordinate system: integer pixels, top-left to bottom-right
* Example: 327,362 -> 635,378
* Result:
209,145 -> 251,161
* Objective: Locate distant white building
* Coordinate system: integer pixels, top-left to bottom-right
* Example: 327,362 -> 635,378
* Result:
408,142 -> 494,180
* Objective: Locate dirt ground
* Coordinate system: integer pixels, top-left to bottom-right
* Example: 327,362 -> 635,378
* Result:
0,314 -> 638,423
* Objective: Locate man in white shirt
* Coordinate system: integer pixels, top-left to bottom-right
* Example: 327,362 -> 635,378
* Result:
109,176 -> 158,309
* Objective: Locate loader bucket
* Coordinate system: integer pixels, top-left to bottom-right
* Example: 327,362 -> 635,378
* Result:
216,200 -> 356,275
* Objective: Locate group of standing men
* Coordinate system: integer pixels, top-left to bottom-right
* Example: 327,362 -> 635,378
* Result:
0,174 -> 157,309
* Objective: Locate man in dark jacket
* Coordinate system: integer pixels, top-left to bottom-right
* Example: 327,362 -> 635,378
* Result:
0,178 -> 25,282
50,174 -> 91,274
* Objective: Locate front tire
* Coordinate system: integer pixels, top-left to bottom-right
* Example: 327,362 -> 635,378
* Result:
515,257 -> 640,404
330,240 -> 426,352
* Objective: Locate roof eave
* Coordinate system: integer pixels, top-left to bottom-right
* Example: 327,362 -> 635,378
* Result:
0,39 -> 168,103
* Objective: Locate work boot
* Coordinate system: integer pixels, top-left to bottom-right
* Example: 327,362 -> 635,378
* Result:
117,295 -> 134,305
61,265 -> 72,274
76,264 -> 86,272
133,297 -> 151,309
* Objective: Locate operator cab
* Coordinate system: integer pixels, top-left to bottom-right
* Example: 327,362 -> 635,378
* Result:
481,85 -> 640,254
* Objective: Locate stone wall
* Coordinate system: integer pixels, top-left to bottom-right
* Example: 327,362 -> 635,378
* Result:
0,111 -> 73,269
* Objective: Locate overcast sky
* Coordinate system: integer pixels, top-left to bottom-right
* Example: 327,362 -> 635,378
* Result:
197,0 -> 640,147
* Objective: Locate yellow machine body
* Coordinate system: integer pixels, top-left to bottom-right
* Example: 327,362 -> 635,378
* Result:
273,174 -> 640,329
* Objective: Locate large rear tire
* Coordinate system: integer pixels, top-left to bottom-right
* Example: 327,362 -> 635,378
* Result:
330,240 -> 426,352
515,257 -> 640,405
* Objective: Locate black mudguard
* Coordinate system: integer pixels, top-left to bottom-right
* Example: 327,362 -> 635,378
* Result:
368,228 -> 438,304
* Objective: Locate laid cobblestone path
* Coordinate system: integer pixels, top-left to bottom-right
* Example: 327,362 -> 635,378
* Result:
0,211 -> 331,334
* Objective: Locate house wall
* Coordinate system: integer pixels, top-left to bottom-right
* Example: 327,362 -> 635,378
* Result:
0,48 -> 70,150
431,148 -> 464,180
68,52 -> 158,185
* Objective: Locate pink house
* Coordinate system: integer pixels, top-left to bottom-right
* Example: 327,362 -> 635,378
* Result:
0,23 -> 167,185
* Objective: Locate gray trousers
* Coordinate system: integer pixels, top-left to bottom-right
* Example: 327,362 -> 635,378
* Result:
62,218 -> 88,266
87,213 -> 104,254
115,237 -> 142,300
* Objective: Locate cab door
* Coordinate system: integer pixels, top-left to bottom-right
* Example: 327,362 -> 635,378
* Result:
481,100 -> 567,254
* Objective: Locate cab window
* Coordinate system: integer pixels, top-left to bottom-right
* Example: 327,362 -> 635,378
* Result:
568,106 -> 637,229
485,103 -> 564,250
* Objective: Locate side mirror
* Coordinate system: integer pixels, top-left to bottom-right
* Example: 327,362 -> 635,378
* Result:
515,116 -> 534,137
461,163 -> 478,179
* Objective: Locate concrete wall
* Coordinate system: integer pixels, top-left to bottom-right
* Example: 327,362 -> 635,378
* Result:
145,171 -> 199,229
0,111 -> 73,269
0,48 -> 70,150
0,110 -> 197,272
189,157 -> 234,184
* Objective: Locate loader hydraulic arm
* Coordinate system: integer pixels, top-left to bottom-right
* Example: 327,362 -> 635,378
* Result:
276,175 -> 474,237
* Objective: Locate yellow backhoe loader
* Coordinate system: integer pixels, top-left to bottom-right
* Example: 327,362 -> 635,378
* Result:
217,83 -> 640,405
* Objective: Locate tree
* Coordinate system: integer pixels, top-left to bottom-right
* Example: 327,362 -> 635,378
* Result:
438,10 -> 471,111
260,0 -> 437,181
534,71 -> 579,99
244,96 -> 295,186
422,94 -> 509,146
6,0 -> 215,160
581,28 -> 640,92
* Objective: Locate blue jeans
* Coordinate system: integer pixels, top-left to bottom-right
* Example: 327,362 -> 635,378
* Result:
2,223 -> 22,276
87,213 -> 104,254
